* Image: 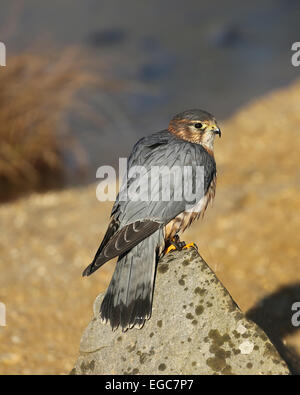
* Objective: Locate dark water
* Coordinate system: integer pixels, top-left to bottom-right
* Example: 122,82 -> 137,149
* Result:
1,0 -> 300,176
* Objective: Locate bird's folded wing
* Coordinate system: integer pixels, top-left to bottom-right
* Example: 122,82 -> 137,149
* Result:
83,131 -> 216,277
82,220 -> 161,276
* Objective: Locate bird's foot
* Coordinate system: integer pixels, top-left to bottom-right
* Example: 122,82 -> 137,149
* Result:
164,235 -> 186,254
183,242 -> 198,250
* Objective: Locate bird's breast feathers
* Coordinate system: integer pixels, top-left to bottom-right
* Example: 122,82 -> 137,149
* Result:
164,173 -> 216,240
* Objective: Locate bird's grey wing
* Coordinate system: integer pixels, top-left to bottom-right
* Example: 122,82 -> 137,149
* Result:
116,131 -> 216,224
83,132 -> 172,276
82,219 -> 161,276
83,131 -> 216,276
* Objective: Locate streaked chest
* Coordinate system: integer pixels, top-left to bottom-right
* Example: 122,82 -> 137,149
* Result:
164,174 -> 216,240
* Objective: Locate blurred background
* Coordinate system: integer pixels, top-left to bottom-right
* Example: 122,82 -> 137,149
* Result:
0,0 -> 300,374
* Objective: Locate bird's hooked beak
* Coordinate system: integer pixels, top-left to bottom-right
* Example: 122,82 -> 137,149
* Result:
215,128 -> 221,138
211,124 -> 221,138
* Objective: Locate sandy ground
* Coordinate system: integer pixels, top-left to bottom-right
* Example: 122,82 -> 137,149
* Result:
1,79 -> 300,374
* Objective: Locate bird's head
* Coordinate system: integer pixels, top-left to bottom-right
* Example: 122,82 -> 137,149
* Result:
168,109 -> 221,153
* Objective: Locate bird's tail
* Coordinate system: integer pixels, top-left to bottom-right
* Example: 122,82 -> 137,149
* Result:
100,229 -> 164,331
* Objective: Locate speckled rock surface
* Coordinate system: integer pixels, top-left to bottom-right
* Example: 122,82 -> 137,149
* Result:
72,248 -> 290,375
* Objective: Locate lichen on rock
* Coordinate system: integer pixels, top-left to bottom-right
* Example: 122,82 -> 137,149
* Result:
73,248 -> 290,375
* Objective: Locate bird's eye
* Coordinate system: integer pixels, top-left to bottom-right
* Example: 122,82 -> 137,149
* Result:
194,123 -> 203,129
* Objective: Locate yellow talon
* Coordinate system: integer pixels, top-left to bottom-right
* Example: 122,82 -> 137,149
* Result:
165,244 -> 177,254
183,242 -> 197,250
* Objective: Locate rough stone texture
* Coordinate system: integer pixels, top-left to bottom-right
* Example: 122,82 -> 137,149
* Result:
72,247 -> 290,375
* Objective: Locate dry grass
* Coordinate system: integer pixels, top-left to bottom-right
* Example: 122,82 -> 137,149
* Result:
0,49 -> 98,201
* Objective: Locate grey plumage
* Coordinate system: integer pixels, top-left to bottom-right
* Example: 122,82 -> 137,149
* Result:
100,228 -> 164,330
83,110 -> 218,331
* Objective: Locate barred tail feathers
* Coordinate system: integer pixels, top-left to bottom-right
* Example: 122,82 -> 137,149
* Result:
100,229 -> 164,331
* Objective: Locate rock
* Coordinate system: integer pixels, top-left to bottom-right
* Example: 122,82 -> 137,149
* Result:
72,247 -> 290,375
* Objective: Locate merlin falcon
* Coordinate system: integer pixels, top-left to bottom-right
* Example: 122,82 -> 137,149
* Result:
83,109 -> 221,331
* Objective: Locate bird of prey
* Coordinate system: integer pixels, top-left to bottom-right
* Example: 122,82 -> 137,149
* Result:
83,109 -> 221,331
